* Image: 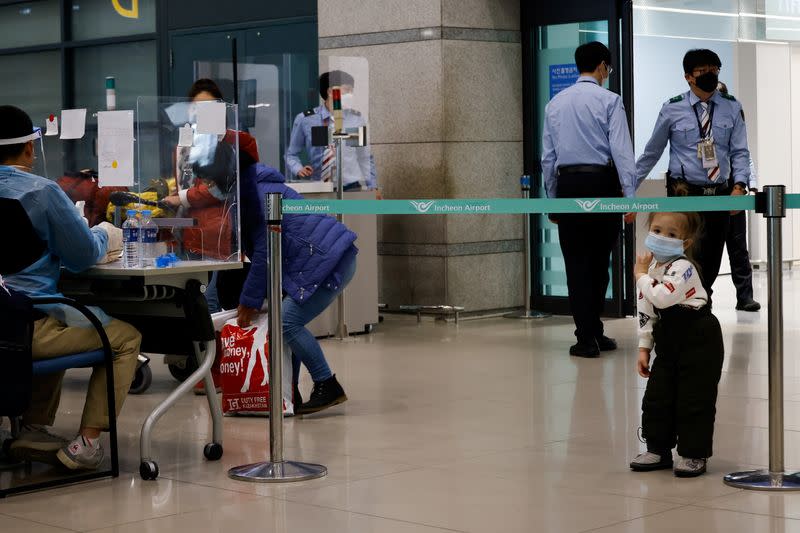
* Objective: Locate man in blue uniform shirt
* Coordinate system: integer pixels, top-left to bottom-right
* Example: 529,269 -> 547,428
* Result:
636,49 -> 751,295
285,70 -> 377,192
541,41 -> 637,358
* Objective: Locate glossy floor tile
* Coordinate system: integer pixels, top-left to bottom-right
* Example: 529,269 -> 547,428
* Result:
3,271 -> 800,532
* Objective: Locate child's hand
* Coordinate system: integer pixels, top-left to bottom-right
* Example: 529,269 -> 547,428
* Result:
638,349 -> 651,378
634,252 -> 653,279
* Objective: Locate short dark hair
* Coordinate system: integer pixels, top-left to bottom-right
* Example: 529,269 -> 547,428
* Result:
0,105 -> 34,164
717,81 -> 728,95
188,78 -> 224,100
683,49 -> 722,74
193,142 -> 236,194
319,70 -> 355,100
574,42 -> 611,74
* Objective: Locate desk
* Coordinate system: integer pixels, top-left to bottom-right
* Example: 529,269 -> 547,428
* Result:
62,260 -> 241,480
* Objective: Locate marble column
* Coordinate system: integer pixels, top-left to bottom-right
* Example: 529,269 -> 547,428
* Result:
319,0 -> 524,313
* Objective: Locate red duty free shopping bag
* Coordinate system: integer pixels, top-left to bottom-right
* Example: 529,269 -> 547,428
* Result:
219,313 -> 294,416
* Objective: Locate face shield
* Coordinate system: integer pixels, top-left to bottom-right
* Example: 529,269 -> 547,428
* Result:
0,127 -> 47,178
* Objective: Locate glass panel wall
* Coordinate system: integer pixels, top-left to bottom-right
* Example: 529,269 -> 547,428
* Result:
71,0 -> 156,40
0,1 -> 60,48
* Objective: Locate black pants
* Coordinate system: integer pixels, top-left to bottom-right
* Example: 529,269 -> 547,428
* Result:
641,307 -> 724,458
555,169 -> 621,344
666,186 -> 729,295
695,211 -> 730,295
726,210 -> 754,303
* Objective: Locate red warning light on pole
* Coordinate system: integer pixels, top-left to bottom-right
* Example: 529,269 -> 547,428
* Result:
331,88 -> 342,111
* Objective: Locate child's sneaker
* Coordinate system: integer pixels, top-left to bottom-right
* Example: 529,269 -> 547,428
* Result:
630,451 -> 673,472
674,456 -> 706,477
56,436 -> 104,470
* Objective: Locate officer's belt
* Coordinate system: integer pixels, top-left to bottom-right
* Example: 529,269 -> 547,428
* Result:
557,164 -> 614,176
667,177 -> 729,197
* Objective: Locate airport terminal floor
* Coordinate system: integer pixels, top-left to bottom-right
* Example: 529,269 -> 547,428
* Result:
2,269 -> 799,532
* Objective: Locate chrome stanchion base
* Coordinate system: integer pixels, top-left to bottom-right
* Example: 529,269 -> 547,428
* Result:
723,470 -> 800,491
228,460 -> 327,483
503,309 -> 551,319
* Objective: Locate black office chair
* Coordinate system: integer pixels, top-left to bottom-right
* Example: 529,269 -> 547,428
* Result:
0,197 -> 119,497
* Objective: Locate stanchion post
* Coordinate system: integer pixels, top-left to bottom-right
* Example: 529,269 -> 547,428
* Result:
228,193 -> 327,483
724,185 -> 800,490
505,175 -> 551,320
334,137 -> 348,339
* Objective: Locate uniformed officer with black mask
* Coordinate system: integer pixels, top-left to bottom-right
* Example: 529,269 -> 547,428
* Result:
636,49 -> 751,295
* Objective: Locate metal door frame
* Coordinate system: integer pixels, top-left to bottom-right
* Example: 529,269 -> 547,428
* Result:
522,0 -> 635,317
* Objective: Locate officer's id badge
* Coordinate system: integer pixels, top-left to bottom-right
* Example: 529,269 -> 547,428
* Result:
697,139 -> 718,169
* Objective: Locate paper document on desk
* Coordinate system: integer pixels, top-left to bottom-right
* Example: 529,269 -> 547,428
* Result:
97,110 -> 134,187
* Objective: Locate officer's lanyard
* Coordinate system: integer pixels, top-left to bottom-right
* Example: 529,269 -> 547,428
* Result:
692,100 -> 715,141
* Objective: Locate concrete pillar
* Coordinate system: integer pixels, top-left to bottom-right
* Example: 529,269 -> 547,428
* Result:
319,0 -> 524,313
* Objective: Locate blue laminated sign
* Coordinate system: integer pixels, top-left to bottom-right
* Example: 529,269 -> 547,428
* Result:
549,64 -> 579,99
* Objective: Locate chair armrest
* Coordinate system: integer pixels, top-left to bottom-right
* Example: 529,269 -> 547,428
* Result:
29,297 -> 113,365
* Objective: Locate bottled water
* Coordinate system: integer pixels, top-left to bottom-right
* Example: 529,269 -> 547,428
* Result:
122,210 -> 140,268
140,209 -> 158,267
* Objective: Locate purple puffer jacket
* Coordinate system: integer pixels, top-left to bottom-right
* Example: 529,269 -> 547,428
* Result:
239,163 -> 358,309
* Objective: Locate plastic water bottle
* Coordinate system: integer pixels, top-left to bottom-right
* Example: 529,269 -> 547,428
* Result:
140,209 -> 158,267
122,210 -> 140,268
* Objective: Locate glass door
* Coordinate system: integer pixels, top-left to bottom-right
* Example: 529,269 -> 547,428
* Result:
524,2 -> 635,317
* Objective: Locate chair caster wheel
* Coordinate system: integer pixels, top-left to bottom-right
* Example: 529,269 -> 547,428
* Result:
140,460 -> 159,480
204,443 -> 223,461
129,364 -> 152,395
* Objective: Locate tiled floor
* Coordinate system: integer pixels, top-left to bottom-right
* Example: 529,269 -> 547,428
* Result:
3,270 -> 800,532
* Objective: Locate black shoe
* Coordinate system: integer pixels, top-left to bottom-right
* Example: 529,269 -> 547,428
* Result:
596,335 -> 617,351
297,375 -> 347,415
569,340 -> 600,358
736,299 -> 761,312
293,386 -> 303,410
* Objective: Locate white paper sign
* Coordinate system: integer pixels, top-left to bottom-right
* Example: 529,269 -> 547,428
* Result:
97,110 -> 134,187
196,101 -> 226,135
60,109 -> 87,139
45,115 -> 58,136
178,123 -> 194,147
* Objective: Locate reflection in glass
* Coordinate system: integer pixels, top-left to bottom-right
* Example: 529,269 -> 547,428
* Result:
0,1 -> 60,48
71,0 -> 156,41
0,52 -> 63,178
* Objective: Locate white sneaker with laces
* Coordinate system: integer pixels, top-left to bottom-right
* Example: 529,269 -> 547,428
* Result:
630,451 -> 673,472
57,436 -> 104,470
674,456 -> 707,477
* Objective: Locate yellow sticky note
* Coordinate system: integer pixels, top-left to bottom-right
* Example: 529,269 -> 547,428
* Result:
112,160 -> 118,169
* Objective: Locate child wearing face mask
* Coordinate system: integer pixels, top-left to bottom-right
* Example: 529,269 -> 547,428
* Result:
629,211 -> 724,478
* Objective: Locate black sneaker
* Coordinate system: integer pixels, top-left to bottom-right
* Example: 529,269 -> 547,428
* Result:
596,336 -> 618,351
293,386 -> 303,410
298,375 -> 348,415
736,300 -> 761,312
569,340 -> 600,358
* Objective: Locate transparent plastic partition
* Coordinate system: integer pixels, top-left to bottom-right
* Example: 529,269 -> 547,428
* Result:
194,54 -> 373,192
130,96 -> 241,264
194,59 -> 282,173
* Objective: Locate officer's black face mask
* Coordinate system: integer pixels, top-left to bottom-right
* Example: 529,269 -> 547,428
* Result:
694,71 -> 719,93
